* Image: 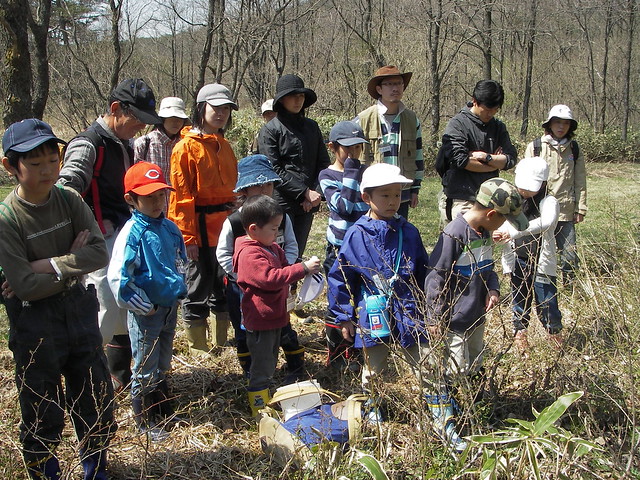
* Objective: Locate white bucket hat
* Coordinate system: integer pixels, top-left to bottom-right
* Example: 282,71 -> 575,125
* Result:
295,272 -> 326,308
261,99 -> 274,114
542,104 -> 577,130
360,163 -> 412,193
515,156 -> 549,193
158,96 -> 189,119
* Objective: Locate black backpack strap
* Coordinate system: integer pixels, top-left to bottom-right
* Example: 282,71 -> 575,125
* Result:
228,211 -> 246,240
533,136 -> 542,157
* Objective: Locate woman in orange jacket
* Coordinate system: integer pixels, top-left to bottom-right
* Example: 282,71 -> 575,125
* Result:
168,83 -> 238,354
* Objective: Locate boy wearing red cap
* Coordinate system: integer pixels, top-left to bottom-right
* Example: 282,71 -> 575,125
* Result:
108,162 -> 188,440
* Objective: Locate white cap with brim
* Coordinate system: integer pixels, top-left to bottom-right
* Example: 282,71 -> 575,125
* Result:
515,156 -> 549,193
261,99 -> 274,114
360,163 -> 412,194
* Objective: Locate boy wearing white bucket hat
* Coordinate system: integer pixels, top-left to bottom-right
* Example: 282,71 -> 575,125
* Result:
524,104 -> 587,285
494,156 -> 563,351
327,163 -> 429,423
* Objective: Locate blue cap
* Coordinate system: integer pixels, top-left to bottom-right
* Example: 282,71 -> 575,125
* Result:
234,155 -> 282,192
2,118 -> 66,154
329,120 -> 369,146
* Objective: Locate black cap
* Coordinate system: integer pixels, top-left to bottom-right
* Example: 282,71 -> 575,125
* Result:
111,78 -> 161,125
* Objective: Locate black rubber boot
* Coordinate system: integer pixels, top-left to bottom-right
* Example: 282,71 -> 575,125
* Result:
105,334 -> 132,392
283,347 -> 305,384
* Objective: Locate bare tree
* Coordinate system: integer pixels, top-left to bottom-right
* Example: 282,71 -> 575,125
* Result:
621,0 -> 636,141
519,0 -> 538,140
0,0 -> 33,125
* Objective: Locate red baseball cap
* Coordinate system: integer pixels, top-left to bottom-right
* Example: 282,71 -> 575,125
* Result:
124,162 -> 174,195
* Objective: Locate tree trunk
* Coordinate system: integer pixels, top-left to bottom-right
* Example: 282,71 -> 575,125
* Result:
621,0 -> 636,141
109,0 -> 123,92
27,0 -> 53,119
520,0 -> 538,141
482,2 -> 492,79
0,0 -> 33,126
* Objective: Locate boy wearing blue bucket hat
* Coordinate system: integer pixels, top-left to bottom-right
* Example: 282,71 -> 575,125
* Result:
327,163 -> 429,424
217,155 -> 307,386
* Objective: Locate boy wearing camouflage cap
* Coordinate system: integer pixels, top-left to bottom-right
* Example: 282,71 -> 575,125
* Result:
424,178 -> 528,453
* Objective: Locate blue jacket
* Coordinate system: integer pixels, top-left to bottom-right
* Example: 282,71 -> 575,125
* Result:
327,214 -> 429,348
108,210 -> 187,314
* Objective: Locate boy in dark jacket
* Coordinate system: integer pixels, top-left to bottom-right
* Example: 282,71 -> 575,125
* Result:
425,178 -> 528,452
232,195 -> 320,416
327,163 -> 429,423
1,119 -> 115,479
438,80 -> 517,224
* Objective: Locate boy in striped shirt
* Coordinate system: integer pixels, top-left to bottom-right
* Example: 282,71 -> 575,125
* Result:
319,120 -> 369,369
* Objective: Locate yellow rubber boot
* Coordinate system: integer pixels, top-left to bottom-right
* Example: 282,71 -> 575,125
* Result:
247,388 -> 270,417
212,311 -> 231,346
185,324 -> 211,355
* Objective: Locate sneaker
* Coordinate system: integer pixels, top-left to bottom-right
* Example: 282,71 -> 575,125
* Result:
140,424 -> 170,442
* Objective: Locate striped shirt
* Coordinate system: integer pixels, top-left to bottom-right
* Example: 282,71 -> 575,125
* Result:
319,157 -> 369,246
134,128 -> 180,184
357,101 -> 424,204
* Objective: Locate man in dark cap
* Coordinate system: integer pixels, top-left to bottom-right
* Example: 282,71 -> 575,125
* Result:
59,78 -> 161,391
355,66 -> 424,220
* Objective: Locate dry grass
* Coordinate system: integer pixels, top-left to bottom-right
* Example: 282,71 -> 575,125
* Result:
1,164 -> 640,478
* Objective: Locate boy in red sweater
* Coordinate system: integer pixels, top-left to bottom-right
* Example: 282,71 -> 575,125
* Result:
232,195 -> 321,415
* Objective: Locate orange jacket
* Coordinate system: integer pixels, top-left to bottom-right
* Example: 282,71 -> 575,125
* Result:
168,127 -> 238,247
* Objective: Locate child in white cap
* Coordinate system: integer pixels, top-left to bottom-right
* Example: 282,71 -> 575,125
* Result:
327,163 -> 429,423
494,156 -> 563,351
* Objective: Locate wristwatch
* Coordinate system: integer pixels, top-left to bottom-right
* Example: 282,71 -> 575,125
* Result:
484,154 -> 493,164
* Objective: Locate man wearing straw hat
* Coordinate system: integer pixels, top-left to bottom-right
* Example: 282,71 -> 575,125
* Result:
355,66 -> 424,220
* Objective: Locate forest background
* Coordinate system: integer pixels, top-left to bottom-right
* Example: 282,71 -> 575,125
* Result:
1,0 -> 640,479
0,0 -> 639,152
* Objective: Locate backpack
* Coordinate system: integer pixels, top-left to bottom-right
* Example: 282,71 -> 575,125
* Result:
434,143 -> 449,178
533,137 -> 579,161
258,381 -> 368,467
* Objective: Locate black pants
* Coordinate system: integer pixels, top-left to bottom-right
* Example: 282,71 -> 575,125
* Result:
7,285 -> 116,468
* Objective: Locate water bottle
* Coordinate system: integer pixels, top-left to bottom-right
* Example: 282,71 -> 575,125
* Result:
365,294 -> 391,338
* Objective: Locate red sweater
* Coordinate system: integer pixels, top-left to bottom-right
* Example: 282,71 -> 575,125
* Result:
232,236 -> 306,331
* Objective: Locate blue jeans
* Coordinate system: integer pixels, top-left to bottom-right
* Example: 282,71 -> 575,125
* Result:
128,305 -> 178,398
555,221 -> 578,276
511,256 -> 562,334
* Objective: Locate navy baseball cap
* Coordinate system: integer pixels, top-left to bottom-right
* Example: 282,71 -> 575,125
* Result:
2,118 -> 66,154
329,120 -> 369,147
111,78 -> 161,125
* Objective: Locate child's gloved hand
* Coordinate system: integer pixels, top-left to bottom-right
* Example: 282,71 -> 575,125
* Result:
303,256 -> 321,275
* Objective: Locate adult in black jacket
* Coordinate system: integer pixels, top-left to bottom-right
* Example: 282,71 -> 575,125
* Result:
439,80 -> 517,224
59,78 -> 161,391
258,74 -> 330,260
